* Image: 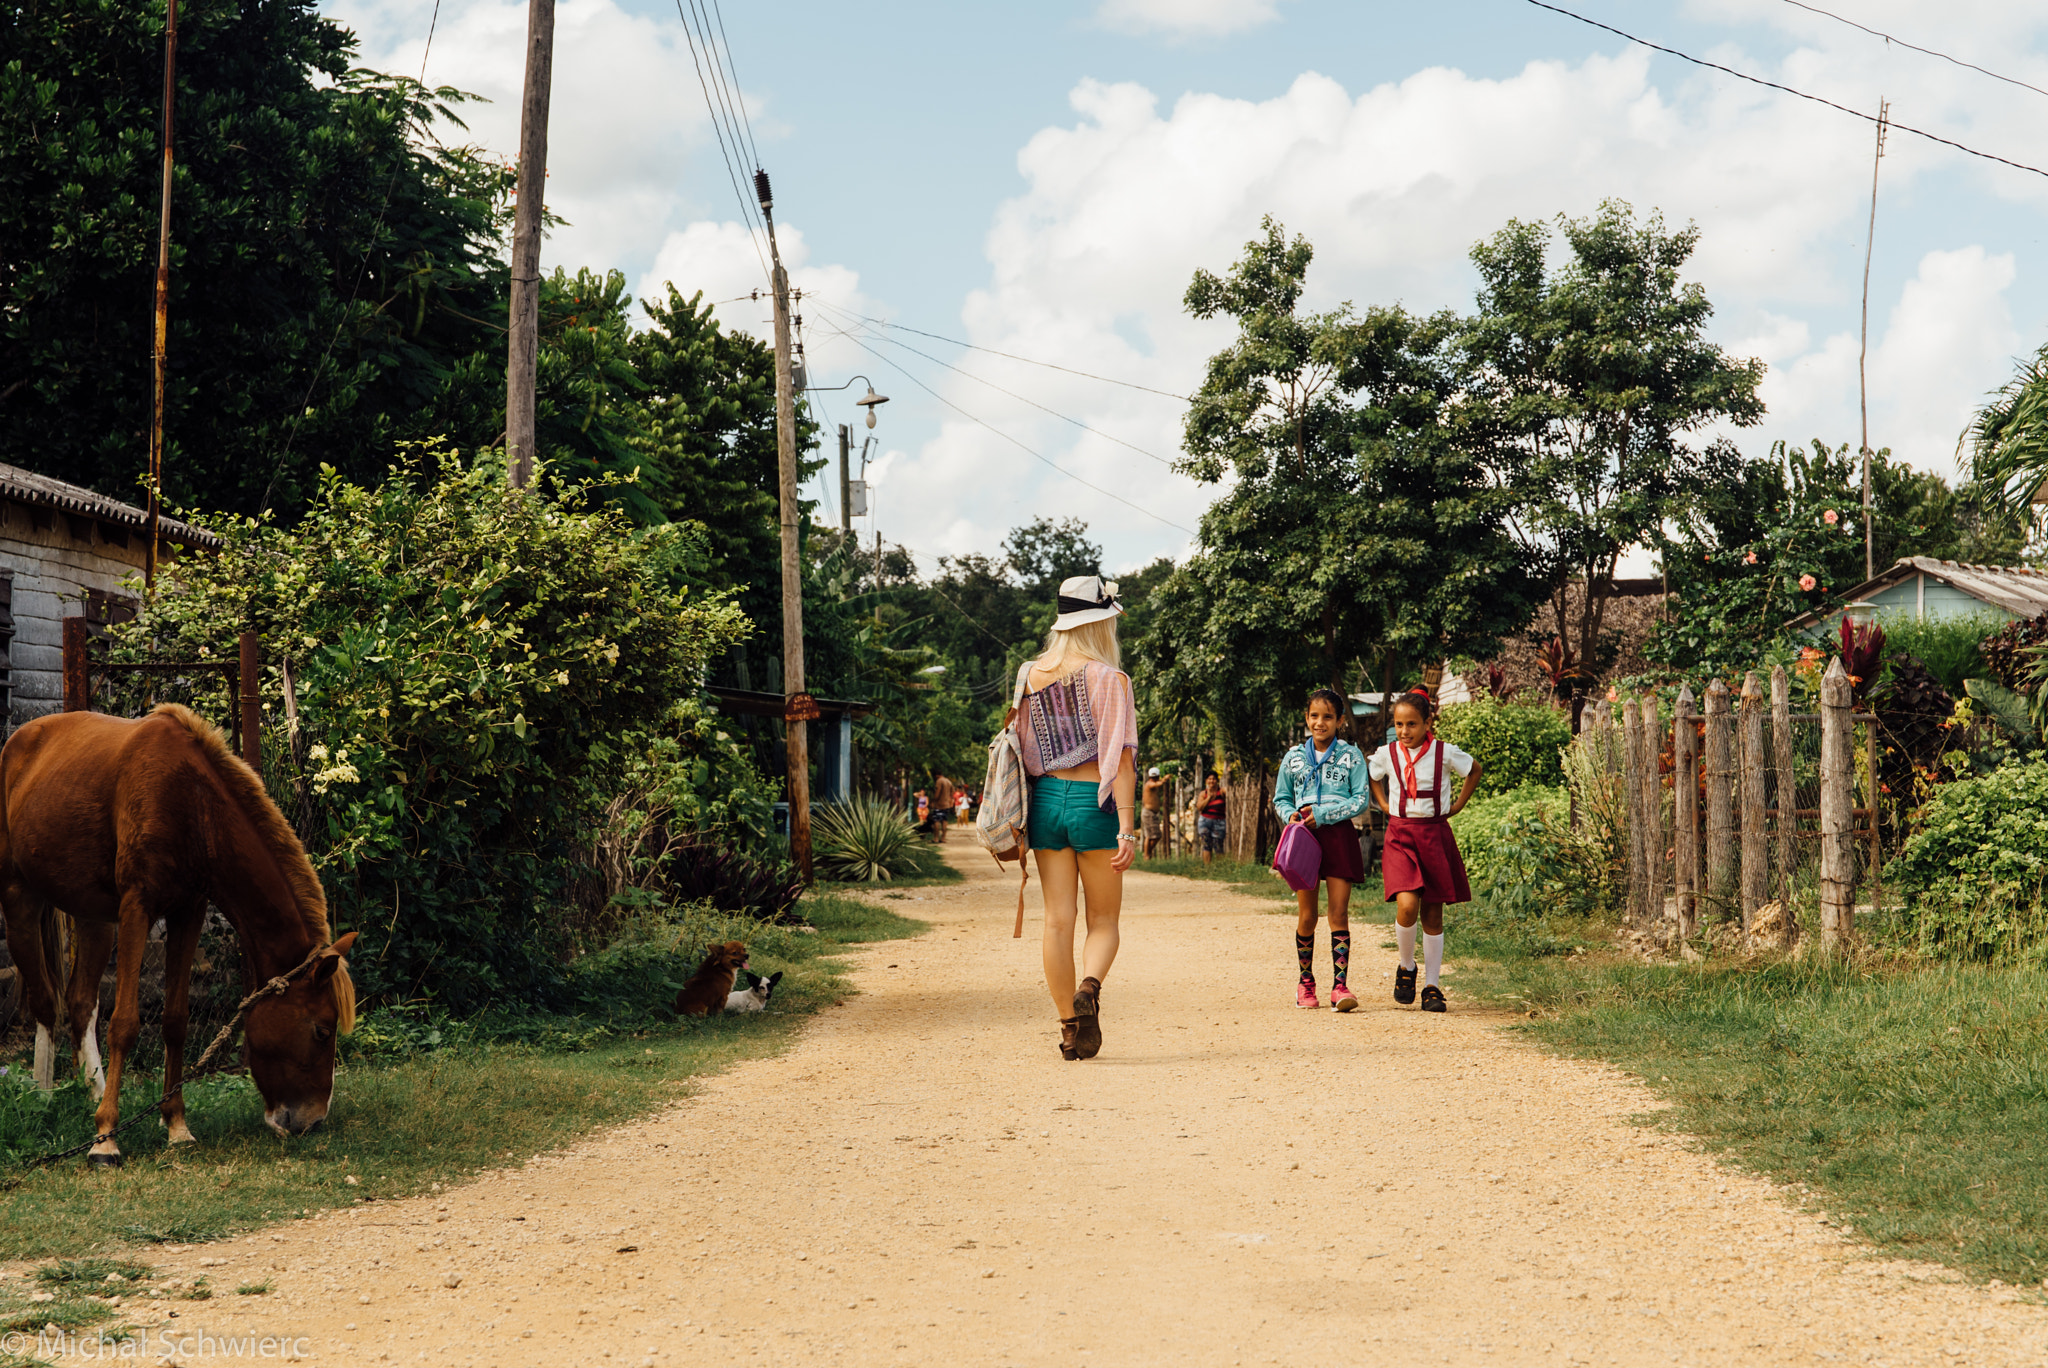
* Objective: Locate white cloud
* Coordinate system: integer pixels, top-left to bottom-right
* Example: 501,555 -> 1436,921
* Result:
858,32 -> 2045,571
328,0 -> 752,283
1094,0 -> 1281,38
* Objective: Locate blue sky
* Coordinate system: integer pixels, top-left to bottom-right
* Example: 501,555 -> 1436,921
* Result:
324,0 -> 2048,574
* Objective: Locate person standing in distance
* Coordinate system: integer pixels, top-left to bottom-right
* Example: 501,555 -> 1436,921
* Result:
1141,766 -> 1168,859
1009,576 -> 1138,1061
1193,771 -> 1227,865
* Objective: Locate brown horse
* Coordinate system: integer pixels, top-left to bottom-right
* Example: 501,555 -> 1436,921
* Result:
0,703 -> 356,1165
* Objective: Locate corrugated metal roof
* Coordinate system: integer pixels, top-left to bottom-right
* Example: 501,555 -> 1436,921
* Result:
1783,556 -> 2048,629
0,463 -> 219,549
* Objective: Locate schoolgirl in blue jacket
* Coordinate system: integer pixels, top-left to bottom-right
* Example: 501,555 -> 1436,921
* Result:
1271,687 -> 1374,1011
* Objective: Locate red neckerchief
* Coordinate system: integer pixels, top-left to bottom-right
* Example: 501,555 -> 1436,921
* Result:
1392,733 -> 1436,802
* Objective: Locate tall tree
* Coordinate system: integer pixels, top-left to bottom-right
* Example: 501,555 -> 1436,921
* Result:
0,0 -> 514,512
1453,201 -> 1767,700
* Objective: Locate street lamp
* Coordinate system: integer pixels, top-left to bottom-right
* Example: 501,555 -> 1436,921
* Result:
810,374 -> 892,534
808,373 -> 890,429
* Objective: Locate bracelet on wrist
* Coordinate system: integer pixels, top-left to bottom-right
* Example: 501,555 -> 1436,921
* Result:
1115,833 -> 1138,844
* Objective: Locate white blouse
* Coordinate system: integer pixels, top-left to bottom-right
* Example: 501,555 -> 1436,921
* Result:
1367,740 -> 1476,819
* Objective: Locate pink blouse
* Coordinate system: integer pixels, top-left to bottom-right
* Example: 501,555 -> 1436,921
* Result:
1012,661 -> 1139,809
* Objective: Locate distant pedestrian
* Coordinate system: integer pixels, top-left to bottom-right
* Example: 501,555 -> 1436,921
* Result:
1192,772 -> 1227,864
915,789 -> 930,833
1141,766 -> 1168,859
956,788 -> 972,827
1010,575 -> 1136,1062
1367,689 -> 1482,1013
933,773 -> 956,843
1273,688 -> 1372,1012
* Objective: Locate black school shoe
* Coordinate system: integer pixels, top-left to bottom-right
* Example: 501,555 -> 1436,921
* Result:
1394,964 -> 1417,1005
1420,984 -> 1447,1013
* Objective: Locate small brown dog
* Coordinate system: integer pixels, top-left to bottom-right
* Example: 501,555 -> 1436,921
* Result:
673,941 -> 747,1016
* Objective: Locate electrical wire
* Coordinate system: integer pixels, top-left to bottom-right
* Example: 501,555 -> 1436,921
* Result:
1525,0 -> 2048,181
813,318 -> 1199,535
706,0 -> 763,167
675,0 -> 770,280
1777,0 -> 2048,103
807,298 -> 1184,472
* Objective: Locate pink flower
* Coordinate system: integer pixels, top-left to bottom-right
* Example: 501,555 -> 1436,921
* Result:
1799,573 -> 1817,592
1744,551 -> 1758,565
1824,509 -> 1839,525
1605,687 -> 1618,702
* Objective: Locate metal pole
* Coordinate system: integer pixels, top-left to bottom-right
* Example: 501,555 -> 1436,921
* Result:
146,0 -> 180,594
1858,97 -> 1889,583
505,0 -> 555,489
757,170 -> 812,881
838,424 -> 852,535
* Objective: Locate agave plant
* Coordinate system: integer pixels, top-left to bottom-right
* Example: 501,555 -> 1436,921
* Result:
812,798 -> 936,883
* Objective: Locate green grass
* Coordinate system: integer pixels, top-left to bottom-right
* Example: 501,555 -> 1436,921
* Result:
0,893 -> 926,1262
1457,915 -> 2048,1285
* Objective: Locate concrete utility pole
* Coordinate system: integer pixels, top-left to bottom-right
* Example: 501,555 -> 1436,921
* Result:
1858,97 -> 1889,583
145,0 -> 180,593
756,169 -> 813,880
838,424 -> 853,534
505,0 -> 555,490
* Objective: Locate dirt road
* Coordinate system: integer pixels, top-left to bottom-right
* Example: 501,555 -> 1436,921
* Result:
79,850 -> 2048,1365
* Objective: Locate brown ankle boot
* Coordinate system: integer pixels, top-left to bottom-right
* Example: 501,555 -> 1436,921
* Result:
1072,977 -> 1102,1060
1058,1018 -> 1080,1061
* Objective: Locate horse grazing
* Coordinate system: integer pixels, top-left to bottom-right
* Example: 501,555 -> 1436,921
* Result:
0,703 -> 356,1165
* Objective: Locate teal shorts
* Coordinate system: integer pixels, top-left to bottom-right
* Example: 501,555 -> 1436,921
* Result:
1027,776 -> 1121,852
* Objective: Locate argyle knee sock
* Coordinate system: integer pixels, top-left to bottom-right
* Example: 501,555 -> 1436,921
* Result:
1330,929 -> 1351,988
1296,932 -> 1316,986
1424,932 -> 1445,988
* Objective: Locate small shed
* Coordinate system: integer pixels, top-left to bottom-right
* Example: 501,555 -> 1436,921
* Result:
0,463 -> 218,730
1784,557 -> 2048,635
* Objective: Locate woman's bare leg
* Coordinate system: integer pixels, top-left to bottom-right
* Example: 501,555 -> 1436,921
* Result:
1076,849 -> 1122,984
1038,848 -> 1080,1016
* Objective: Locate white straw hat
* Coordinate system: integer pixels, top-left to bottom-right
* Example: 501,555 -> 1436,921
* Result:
1051,574 -> 1122,630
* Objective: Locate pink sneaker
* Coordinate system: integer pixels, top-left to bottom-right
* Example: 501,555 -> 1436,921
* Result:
1329,983 -> 1358,1012
1296,981 -> 1321,1009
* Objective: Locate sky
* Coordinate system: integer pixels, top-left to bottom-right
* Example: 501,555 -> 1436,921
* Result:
321,0 -> 2048,577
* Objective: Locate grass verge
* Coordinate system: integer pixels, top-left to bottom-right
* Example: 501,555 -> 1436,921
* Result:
0,893 -> 925,1262
1456,908 -> 2048,1286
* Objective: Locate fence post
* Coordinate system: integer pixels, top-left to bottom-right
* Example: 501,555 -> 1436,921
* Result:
1639,695 -> 1665,939
1673,686 -> 1697,941
1703,679 -> 1734,921
1820,657 -> 1855,950
1740,671 -> 1768,930
1770,665 -> 1796,938
238,631 -> 261,774
1623,696 -> 1646,927
61,616 -> 89,713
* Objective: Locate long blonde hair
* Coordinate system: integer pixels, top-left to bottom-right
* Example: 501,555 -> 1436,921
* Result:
1032,616 -> 1122,676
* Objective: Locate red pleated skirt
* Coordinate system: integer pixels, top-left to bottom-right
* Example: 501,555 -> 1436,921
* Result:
1382,815 -> 1471,905
1310,819 -> 1365,884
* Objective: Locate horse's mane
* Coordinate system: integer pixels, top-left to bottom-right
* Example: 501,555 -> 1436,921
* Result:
152,703 -> 355,1030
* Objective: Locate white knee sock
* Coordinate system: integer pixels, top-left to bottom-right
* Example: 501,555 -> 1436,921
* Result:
1423,932 -> 1444,987
1397,922 -> 1417,970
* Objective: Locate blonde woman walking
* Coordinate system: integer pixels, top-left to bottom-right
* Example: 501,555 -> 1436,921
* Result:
1009,575 -> 1137,1060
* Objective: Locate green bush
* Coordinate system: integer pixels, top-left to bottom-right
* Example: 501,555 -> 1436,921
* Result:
1435,697 -> 1571,792
114,450 -> 751,1009
1881,612 -> 2001,695
1449,784 -> 1589,919
812,798 -> 940,882
1892,761 -> 2048,961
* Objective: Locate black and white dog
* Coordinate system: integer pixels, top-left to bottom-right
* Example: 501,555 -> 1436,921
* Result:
724,969 -> 783,1014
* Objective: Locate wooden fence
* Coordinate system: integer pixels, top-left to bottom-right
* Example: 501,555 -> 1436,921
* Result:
1590,656 -> 1877,952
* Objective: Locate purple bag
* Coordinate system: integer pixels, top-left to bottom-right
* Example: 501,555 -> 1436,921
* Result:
1271,820 -> 1322,892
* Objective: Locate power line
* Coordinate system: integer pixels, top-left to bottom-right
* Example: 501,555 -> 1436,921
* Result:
808,298 -> 1185,471
675,0 -> 769,279
814,320 -> 1199,536
816,306 -> 1199,404
706,0 -> 763,166
1777,0 -> 2048,103
1525,0 -> 2048,181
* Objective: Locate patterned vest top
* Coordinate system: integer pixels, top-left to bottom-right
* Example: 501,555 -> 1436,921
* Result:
1020,667 -> 1099,773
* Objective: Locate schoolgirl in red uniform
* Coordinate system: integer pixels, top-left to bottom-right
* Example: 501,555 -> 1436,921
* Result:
1367,690 -> 1483,1012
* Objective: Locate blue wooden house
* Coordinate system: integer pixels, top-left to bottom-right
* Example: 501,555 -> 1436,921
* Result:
1784,557 -> 2048,635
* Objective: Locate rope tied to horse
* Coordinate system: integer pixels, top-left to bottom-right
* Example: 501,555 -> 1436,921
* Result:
0,942 -> 336,1186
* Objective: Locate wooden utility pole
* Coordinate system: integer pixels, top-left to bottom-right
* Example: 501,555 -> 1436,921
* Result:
505,0 -> 555,489
1819,658 -> 1856,950
145,0 -> 180,593
756,170 -> 813,879
1857,97 -> 1889,582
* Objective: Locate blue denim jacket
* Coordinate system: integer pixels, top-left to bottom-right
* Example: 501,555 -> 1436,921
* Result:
1272,739 -> 1372,827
